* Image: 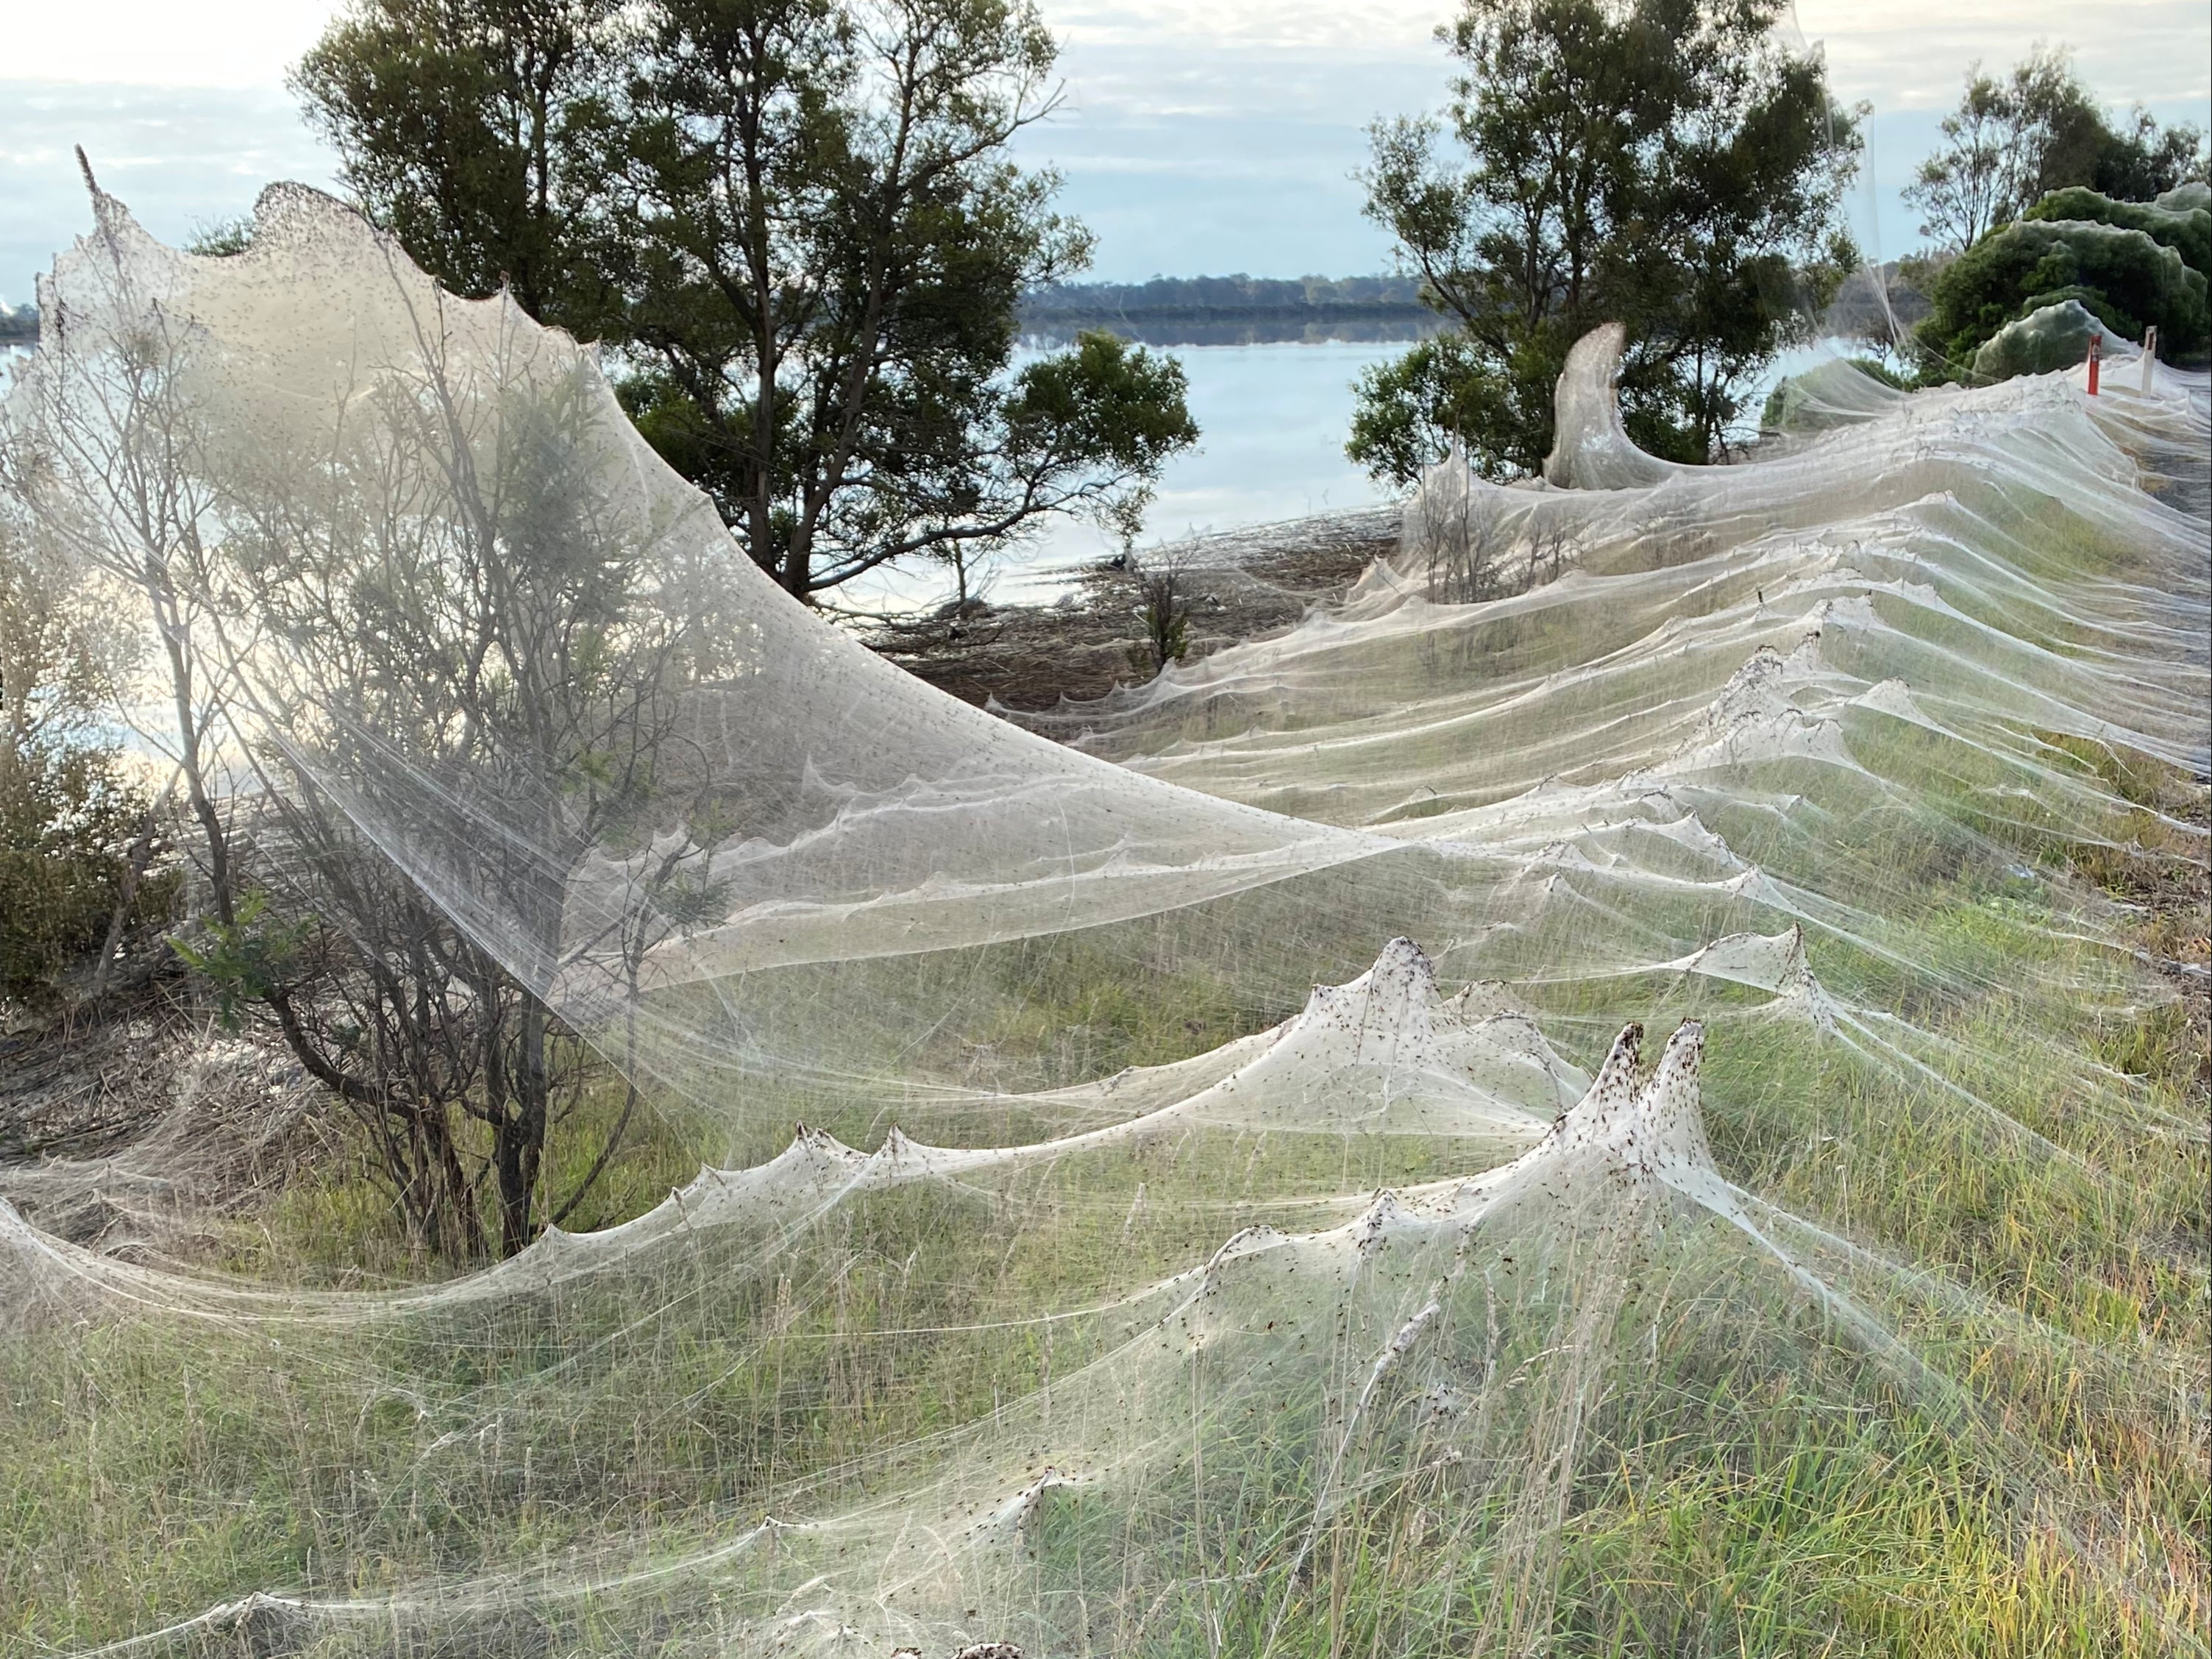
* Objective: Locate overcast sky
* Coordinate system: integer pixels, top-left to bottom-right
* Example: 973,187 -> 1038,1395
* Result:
4,0 -> 2208,305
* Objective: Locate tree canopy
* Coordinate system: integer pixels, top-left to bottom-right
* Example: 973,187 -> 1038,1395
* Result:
295,0 -> 1196,600
1904,46 -> 2210,255
294,0 -> 624,332
1348,0 -> 1860,486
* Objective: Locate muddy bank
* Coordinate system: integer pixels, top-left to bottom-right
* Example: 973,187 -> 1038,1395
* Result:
868,505 -> 1400,711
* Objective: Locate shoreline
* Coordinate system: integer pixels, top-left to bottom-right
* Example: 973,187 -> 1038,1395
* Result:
867,505 -> 1400,711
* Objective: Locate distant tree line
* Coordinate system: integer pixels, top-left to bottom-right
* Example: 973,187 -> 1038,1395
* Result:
1023,274 -> 1430,323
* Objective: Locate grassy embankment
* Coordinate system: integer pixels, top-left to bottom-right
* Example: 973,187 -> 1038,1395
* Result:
1,720 -> 2202,1655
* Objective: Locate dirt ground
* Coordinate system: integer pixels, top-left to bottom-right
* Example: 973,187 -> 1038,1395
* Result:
866,536 -> 1393,711
0,965 -> 327,1251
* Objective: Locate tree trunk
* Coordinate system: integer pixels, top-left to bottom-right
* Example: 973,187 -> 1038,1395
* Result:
781,529 -> 813,601
497,990 -> 552,1257
149,574 -> 235,928
411,1098 -> 480,1262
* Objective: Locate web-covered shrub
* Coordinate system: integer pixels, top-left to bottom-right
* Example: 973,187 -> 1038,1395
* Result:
0,740 -> 170,1004
2024,185 -> 2212,280
1917,212 -> 2210,373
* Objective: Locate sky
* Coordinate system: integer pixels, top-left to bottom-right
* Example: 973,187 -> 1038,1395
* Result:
3,0 -> 2209,305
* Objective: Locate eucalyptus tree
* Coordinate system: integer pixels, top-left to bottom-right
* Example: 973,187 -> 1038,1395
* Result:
1349,0 -> 1861,484
293,0 -> 626,333
295,0 -> 1197,600
1905,47 -> 2211,255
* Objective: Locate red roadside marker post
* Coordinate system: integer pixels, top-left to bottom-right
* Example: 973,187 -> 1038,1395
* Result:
2087,334 -> 2101,396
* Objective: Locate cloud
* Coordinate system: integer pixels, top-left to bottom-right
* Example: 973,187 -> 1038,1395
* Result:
2,0 -> 2204,297
0,81 -> 339,308
10,0 -> 341,88
1795,0 -> 2212,110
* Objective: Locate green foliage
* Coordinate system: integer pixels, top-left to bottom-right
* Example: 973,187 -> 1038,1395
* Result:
1349,0 -> 1861,486
291,0 -> 622,330
1902,63 -> 2019,255
1124,558 -> 1194,679
1846,355 -> 1906,388
166,892 -> 311,1031
1905,46 -> 2210,255
182,217 -> 257,258
1915,212 -> 2211,377
1757,355 -> 1905,433
2091,105 -> 2212,202
1348,328 -> 1558,487
1125,603 -> 1188,676
1005,330 -> 1197,534
1966,298 -> 2113,380
0,742 -> 167,1004
295,0 -> 1198,600
2024,185 -> 2212,281
0,495 -> 166,1004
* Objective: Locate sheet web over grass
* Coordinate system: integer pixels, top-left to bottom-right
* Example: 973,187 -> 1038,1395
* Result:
1,184 -> 2207,1657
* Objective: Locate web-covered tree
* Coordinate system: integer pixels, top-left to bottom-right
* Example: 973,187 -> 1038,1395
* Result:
17,169 -> 744,1259
1913,196 -> 2211,378
195,296 -> 750,1257
295,0 -> 1197,600
1348,0 -> 1860,486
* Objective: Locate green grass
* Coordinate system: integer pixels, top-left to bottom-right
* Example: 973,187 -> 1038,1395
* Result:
1,747 -> 2205,1657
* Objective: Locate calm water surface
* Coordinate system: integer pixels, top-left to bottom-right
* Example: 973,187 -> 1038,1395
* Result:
842,334 -> 1849,614
846,339 -> 1407,612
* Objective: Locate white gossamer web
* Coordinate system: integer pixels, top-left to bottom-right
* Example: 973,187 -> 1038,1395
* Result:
1,182 -> 2207,1656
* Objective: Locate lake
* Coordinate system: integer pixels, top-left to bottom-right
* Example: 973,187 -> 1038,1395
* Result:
843,331 -> 1857,615
844,338 -> 1411,613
